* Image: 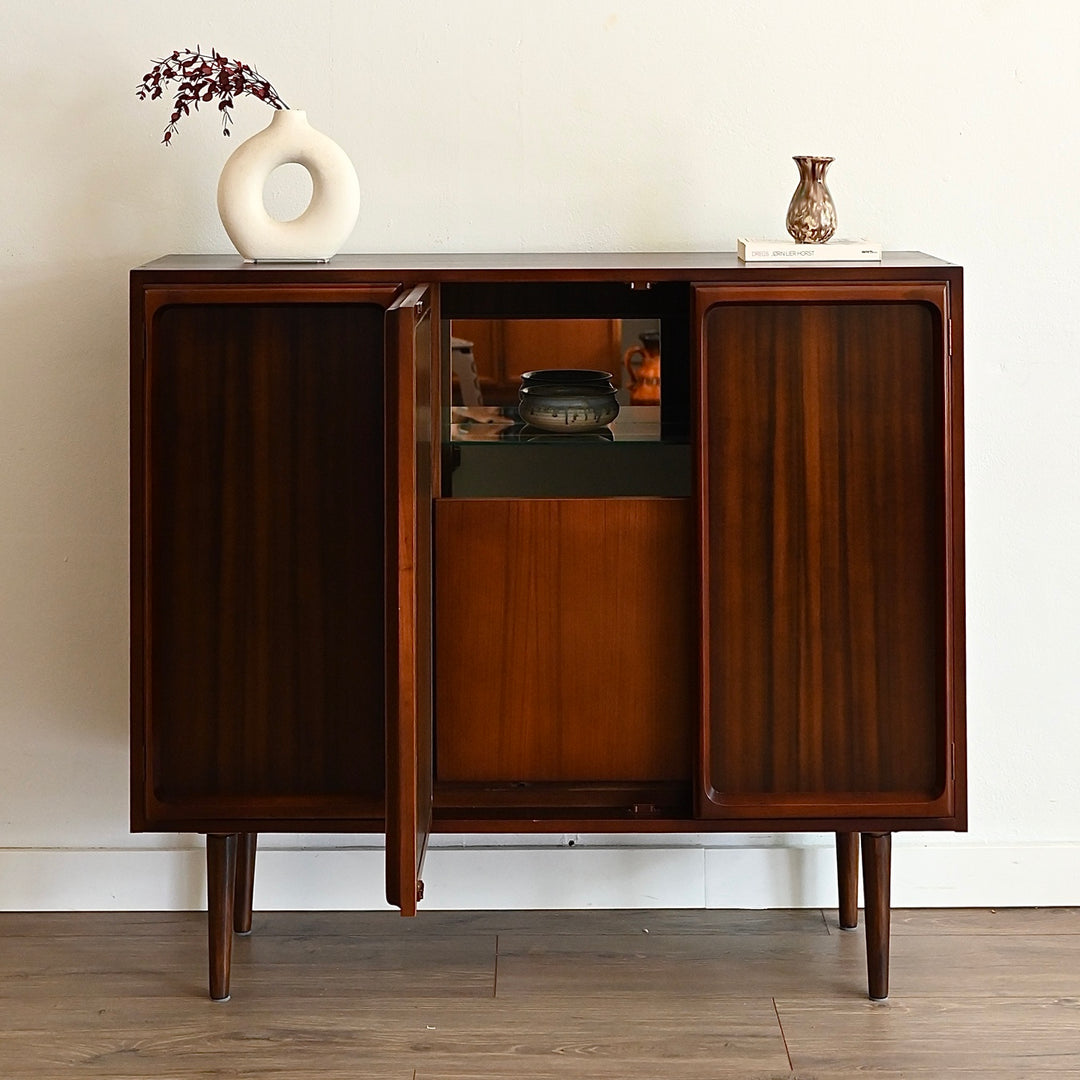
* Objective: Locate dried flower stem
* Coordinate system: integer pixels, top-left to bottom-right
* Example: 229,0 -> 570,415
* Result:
136,46 -> 288,145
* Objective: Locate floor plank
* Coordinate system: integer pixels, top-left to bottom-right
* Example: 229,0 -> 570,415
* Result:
0,911 -> 206,937
495,930 -> 868,999
0,908 -> 828,939
410,997 -> 794,1080
777,996 -> 1080,1077
889,906 -> 1080,935
820,907 -> 1080,937
888,932 -> 1080,997
0,931 -> 497,1003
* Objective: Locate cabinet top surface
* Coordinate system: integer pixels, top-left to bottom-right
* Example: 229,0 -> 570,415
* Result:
134,251 -> 958,280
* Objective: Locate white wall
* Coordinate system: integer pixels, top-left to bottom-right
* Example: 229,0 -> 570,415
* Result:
1,0 -> 1078,911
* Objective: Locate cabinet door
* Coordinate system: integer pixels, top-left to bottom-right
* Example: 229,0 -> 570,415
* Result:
384,285 -> 437,914
694,282 -> 964,822
131,284 -> 400,830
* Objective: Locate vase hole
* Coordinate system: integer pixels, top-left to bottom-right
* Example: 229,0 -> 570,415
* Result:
262,163 -> 314,223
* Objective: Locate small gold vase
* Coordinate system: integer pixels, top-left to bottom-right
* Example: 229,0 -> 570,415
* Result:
785,155 -> 837,244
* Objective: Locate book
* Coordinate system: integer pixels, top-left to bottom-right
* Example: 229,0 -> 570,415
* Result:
737,237 -> 883,262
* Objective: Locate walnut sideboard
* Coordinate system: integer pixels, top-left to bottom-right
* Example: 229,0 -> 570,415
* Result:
130,252 -> 966,1000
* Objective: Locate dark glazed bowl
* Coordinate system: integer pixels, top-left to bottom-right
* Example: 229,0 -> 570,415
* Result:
517,384 -> 620,432
520,369 -> 615,390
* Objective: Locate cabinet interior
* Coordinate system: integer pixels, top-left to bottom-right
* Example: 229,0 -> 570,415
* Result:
440,281 -> 691,499
432,282 -> 696,820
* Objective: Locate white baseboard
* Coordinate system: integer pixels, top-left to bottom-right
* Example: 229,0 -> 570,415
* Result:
0,841 -> 1076,911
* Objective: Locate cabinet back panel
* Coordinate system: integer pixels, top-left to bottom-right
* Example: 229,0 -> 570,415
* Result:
704,302 -> 945,798
450,318 -> 622,405
434,498 -> 694,784
147,304 -> 386,801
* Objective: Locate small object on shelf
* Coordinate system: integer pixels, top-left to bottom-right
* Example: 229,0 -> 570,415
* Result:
785,155 -> 838,243
623,330 -> 661,405
519,369 -> 615,391
518,385 -> 620,432
450,336 -> 482,405
737,237 -> 883,262
517,369 -> 620,432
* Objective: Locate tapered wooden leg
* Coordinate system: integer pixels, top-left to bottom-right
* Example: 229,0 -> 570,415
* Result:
836,832 -> 859,930
861,831 -> 892,1001
234,833 -> 257,935
207,833 -> 238,1001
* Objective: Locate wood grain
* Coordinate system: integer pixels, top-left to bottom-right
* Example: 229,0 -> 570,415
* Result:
836,832 -> 859,930
385,285 -> 437,915
206,832 -> 237,1000
410,997 -> 794,1080
888,906 -> 1080,935
776,997 -> 1080,1077
0,907 -> 830,940
141,300 -> 388,818
494,930 -> 872,1000
862,832 -> 892,1000
434,498 -> 694,786
699,296 -> 952,813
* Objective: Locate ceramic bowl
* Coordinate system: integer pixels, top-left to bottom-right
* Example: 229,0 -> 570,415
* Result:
520,368 -> 616,390
517,384 -> 620,432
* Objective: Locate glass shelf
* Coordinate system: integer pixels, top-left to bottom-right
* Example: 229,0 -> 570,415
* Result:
445,405 -> 690,498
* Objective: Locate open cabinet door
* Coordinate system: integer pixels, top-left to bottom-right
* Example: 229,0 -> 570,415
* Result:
385,285 -> 436,914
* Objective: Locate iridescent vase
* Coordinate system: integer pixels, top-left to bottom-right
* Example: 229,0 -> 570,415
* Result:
785,155 -> 837,244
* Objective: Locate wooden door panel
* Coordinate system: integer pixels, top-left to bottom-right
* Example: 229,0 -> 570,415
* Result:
143,301 -> 387,820
697,287 -> 957,818
385,285 -> 436,915
434,498 -> 695,785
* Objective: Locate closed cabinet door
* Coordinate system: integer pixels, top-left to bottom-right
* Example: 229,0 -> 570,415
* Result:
693,281 -> 965,823
132,283 -> 401,830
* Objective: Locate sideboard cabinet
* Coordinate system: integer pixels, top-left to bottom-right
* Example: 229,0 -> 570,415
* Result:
130,253 -> 965,1001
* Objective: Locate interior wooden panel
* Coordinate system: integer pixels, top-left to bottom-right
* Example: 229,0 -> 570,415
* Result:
703,301 -> 945,798
147,303 -> 386,802
451,318 -> 621,402
434,498 -> 694,784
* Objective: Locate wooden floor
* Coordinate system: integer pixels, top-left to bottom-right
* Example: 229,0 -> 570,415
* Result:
1,908 -> 1078,1078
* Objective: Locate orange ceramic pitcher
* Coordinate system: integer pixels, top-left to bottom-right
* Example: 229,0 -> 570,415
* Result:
623,330 -> 661,405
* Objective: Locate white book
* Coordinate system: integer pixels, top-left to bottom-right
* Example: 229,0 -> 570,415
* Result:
737,237 -> 883,262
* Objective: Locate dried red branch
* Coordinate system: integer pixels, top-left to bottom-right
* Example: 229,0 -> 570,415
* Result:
137,46 -> 288,145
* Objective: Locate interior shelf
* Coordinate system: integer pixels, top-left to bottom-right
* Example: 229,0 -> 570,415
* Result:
446,404 -> 690,497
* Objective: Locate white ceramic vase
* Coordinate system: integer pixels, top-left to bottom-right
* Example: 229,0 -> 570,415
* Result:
216,109 -> 360,262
